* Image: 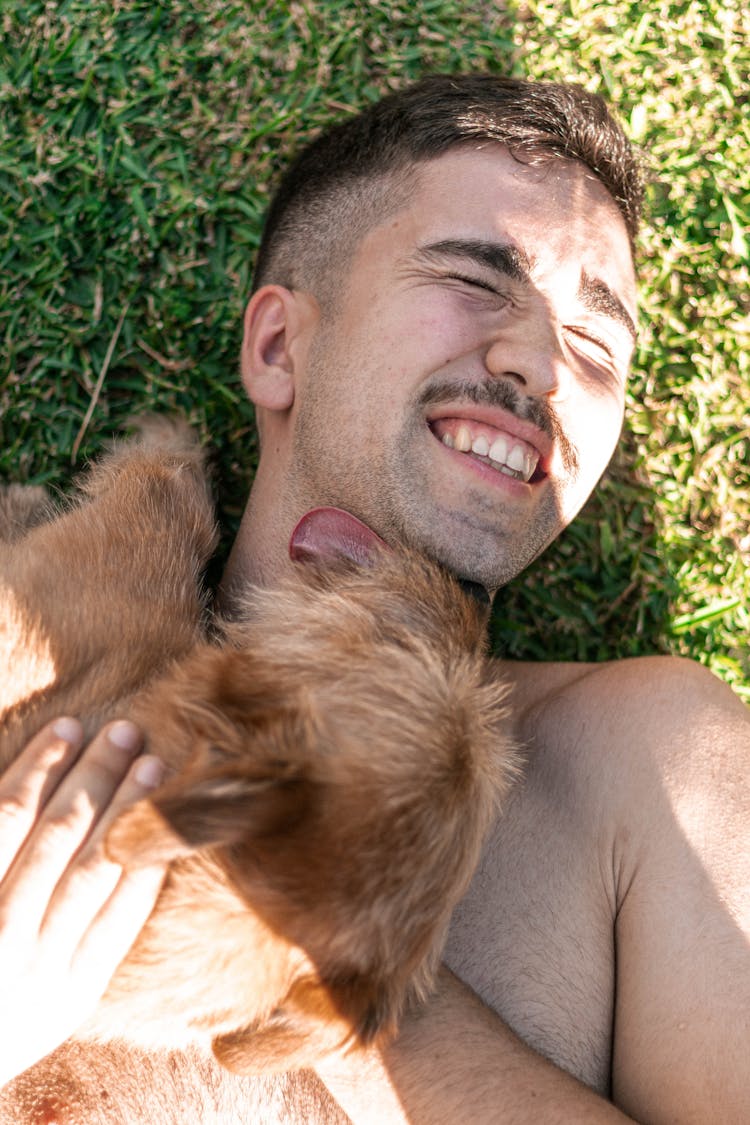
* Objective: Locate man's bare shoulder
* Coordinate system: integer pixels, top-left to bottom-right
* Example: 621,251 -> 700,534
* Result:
497,652 -> 750,851
449,652 -> 750,1116
498,652 -> 747,757
493,656 -> 600,726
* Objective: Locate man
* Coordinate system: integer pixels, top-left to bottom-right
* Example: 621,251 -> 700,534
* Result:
2,75 -> 749,1122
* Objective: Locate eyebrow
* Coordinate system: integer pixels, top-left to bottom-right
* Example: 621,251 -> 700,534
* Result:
417,239 -> 637,346
579,270 -> 637,345
416,238 -> 534,284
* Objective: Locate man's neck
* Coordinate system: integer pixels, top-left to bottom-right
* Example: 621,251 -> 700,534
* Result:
216,478 -> 298,612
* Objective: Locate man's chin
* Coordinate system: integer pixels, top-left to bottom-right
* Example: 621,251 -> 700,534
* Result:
358,493 -> 561,591
401,528 -> 545,595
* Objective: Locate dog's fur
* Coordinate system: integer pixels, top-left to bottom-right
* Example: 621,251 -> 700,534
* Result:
0,418 -> 517,1076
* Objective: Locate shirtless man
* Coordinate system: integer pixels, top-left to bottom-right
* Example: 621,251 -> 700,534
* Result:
2,75 -> 748,1123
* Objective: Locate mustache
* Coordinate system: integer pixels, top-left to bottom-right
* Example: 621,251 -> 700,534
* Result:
419,379 -> 579,475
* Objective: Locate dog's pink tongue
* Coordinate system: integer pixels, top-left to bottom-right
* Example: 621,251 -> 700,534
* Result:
289,507 -> 388,567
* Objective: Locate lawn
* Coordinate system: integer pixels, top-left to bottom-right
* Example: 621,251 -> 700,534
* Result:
1,0 -> 747,695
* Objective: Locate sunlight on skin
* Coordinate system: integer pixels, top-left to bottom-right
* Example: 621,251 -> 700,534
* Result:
0,589 -> 58,714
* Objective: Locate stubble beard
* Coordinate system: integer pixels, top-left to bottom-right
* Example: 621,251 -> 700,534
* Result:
293,398 -> 567,592
290,341 -> 580,590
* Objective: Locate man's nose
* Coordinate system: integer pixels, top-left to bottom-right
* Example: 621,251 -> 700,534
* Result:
484,322 -> 571,402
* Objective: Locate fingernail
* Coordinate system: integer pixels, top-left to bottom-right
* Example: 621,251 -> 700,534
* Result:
52,716 -> 83,743
133,755 -> 166,788
108,721 -> 142,753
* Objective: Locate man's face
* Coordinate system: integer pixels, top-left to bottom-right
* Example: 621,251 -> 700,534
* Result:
287,145 -> 637,589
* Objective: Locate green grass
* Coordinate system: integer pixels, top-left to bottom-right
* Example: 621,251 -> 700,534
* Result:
1,0 -> 747,696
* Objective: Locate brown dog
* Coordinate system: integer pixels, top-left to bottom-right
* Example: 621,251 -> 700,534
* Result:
0,417 -> 517,1076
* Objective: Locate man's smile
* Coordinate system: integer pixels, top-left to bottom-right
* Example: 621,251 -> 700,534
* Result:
420,379 -> 578,479
429,417 -> 543,483
425,397 -> 556,487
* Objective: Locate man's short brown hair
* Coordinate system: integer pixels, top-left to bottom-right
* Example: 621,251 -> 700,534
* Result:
253,74 -> 644,300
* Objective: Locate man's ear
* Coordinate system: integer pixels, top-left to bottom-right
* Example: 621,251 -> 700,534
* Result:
240,285 -> 319,412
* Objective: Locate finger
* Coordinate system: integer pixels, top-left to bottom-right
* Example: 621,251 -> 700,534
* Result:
0,717 -> 84,883
80,752 -> 167,851
0,721 -> 144,933
69,861 -> 167,1004
42,754 -> 168,950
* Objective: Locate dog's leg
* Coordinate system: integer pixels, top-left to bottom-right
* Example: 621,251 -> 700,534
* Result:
211,1007 -> 349,1077
0,417 -> 219,754
211,974 -> 393,1076
73,416 -> 218,566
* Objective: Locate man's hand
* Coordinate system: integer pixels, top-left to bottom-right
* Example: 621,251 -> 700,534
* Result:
0,717 -> 167,1087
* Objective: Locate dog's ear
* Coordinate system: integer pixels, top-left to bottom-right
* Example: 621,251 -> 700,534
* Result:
105,769 -> 306,866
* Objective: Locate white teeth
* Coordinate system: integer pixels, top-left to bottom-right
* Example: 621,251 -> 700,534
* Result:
488,435 -> 508,465
454,424 -> 472,452
506,444 -> 526,473
439,424 -> 540,482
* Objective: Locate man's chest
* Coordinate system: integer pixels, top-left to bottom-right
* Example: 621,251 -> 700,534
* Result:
443,762 -> 618,1095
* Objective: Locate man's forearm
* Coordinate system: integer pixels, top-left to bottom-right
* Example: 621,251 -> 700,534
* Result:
317,968 -> 636,1124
